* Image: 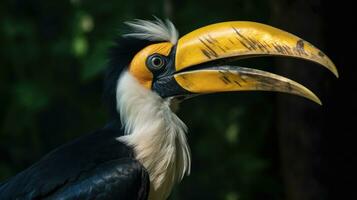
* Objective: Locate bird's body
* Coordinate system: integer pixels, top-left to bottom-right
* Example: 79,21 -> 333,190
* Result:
0,122 -> 150,199
0,18 -> 337,200
0,71 -> 189,200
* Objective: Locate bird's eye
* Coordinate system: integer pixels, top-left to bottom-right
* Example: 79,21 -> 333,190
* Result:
147,54 -> 166,71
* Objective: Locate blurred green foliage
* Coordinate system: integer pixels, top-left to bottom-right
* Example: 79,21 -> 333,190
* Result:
0,0 -> 283,199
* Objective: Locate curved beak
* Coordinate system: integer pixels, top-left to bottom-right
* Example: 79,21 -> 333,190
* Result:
162,21 -> 338,104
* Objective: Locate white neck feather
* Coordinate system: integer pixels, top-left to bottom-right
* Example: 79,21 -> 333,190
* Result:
116,71 -> 191,200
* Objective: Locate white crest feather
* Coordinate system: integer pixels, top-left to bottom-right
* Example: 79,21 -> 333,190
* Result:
116,71 -> 191,200
123,18 -> 179,44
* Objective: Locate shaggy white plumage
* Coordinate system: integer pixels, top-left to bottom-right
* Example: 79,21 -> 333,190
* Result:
123,18 -> 179,44
116,71 -> 191,200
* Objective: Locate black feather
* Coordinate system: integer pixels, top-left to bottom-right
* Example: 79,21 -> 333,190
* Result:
0,123 -> 150,200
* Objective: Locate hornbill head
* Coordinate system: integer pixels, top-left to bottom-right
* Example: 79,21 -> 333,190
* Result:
123,20 -> 338,105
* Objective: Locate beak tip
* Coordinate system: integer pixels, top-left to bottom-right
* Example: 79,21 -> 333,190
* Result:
312,96 -> 322,106
335,71 -> 339,78
317,100 -> 323,106
327,62 -> 339,78
332,67 -> 339,78
304,90 -> 322,106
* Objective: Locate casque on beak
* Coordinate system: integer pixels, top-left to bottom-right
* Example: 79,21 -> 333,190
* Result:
153,21 -> 338,104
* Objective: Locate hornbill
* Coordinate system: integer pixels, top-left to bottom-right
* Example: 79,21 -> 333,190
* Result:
0,18 -> 337,200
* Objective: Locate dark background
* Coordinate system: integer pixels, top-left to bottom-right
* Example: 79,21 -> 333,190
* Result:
0,0 -> 354,199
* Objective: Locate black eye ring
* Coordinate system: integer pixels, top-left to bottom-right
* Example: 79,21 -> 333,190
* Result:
147,54 -> 166,71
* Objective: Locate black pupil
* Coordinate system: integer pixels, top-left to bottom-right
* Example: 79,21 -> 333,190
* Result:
152,57 -> 162,67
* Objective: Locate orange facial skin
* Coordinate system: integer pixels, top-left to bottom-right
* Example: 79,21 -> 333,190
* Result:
129,42 -> 173,89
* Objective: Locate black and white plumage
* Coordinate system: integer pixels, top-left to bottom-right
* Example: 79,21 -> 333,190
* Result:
0,17 -> 337,200
0,18 -> 190,200
108,19 -> 191,200
0,124 -> 150,199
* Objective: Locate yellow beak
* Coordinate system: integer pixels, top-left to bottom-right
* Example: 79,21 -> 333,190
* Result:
172,21 -> 338,104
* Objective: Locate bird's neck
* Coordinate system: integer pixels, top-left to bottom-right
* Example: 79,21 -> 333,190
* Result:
116,71 -> 191,200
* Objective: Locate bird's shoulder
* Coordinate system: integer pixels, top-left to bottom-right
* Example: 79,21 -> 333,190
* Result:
0,123 -> 149,200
